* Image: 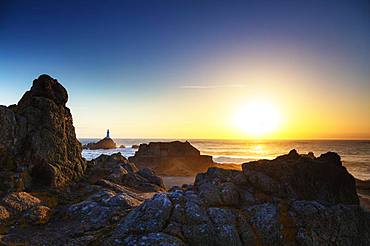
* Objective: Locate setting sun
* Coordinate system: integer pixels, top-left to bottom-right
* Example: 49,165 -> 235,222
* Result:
234,100 -> 281,137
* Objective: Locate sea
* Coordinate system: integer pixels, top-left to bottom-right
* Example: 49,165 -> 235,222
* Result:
80,139 -> 370,181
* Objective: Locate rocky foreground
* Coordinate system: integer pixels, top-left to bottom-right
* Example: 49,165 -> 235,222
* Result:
0,75 -> 369,245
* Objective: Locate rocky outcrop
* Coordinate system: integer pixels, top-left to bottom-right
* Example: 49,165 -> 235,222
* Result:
0,74 -> 86,191
108,150 -> 370,245
242,149 -> 359,205
84,137 -> 117,150
129,141 -> 215,176
0,192 -> 51,226
1,152 -> 164,245
131,144 -> 140,149
87,153 -> 165,192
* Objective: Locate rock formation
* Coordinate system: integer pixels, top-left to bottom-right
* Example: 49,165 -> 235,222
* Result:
87,153 -> 165,192
129,141 -> 215,176
0,74 -> 86,191
107,150 -> 369,245
131,144 -> 140,149
1,149 -> 369,245
1,152 -> 165,244
84,137 -> 117,149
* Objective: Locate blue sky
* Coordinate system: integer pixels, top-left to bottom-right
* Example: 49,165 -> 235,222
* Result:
1,0 -> 369,138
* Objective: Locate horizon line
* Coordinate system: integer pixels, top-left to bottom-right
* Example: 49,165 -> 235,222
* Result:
77,137 -> 370,141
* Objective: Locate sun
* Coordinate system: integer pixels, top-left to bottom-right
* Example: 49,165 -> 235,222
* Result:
234,100 -> 281,137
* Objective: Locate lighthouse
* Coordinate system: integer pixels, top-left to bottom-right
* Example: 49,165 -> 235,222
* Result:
106,129 -> 110,139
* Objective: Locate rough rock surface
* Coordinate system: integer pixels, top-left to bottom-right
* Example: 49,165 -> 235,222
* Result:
0,191 -> 52,227
1,152 -> 163,245
84,137 -> 117,150
129,141 -> 215,176
242,149 -> 359,205
88,153 -> 166,192
107,150 -> 370,245
0,74 -> 86,191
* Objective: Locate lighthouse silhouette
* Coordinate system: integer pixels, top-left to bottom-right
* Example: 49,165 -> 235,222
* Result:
106,129 -> 110,138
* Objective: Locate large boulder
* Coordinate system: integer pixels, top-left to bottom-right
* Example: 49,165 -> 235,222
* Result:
0,74 -> 86,190
242,149 -> 359,205
87,153 -> 165,192
129,141 -> 215,176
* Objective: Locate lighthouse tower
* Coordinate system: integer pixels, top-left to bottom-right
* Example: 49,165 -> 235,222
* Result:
106,129 -> 110,139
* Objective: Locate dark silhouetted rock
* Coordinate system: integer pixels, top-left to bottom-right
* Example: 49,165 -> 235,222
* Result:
0,75 -> 86,190
129,141 -> 215,176
242,149 -> 359,205
131,144 -> 140,149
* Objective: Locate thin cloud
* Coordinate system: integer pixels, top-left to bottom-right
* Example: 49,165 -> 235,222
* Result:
179,84 -> 246,89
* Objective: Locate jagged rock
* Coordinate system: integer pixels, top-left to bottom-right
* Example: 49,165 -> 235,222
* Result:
291,201 -> 370,245
194,168 -> 251,206
67,188 -> 142,232
129,141 -> 215,176
24,205 -> 51,225
1,132 -> 368,246
242,149 -> 359,204
0,74 -> 86,190
88,153 -> 165,192
85,137 -> 117,150
244,203 -> 281,245
122,168 -> 165,192
108,150 -> 369,245
2,192 -> 41,213
131,144 -> 140,149
0,206 -> 10,222
114,193 -> 173,236
122,233 -> 186,246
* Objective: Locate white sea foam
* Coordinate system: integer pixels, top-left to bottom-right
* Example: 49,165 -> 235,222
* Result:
82,147 -> 137,161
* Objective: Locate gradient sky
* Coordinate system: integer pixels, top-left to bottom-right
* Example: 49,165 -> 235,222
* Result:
1,0 -> 369,139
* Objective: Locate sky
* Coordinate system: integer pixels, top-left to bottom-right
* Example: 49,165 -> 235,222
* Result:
0,0 -> 369,139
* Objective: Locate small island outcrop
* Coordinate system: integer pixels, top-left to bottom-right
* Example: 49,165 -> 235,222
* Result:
83,129 -> 117,149
129,141 -> 215,176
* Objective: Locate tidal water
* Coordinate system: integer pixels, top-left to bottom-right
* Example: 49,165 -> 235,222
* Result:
80,139 -> 370,181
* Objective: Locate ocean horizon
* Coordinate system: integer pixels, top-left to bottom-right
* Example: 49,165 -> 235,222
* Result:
80,138 -> 370,181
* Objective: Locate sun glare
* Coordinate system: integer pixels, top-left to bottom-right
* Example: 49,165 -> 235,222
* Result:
234,100 -> 281,137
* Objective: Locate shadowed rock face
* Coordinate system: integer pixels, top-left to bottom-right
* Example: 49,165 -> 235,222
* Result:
0,75 -> 86,191
129,141 -> 215,176
107,150 -> 369,245
242,149 -> 359,205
